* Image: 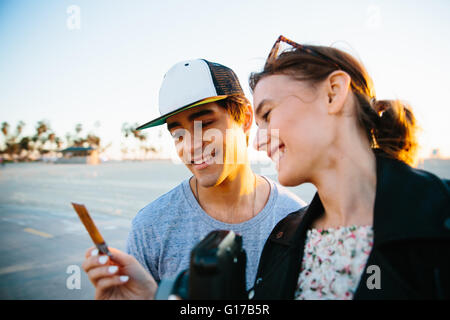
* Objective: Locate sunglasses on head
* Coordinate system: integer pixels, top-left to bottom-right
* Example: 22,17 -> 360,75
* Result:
266,35 -> 341,70
265,35 -> 375,97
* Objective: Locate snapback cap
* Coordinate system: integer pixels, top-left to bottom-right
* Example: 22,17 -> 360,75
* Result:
136,59 -> 244,130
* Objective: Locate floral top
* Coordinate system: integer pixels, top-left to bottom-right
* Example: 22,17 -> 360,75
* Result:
295,225 -> 374,300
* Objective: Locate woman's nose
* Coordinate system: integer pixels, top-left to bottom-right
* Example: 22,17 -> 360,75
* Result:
254,127 -> 270,152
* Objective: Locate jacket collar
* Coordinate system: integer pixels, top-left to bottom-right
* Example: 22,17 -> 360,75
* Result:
300,153 -> 450,248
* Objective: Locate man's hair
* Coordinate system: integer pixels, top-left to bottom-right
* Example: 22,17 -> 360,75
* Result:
216,94 -> 252,145
215,94 -> 251,125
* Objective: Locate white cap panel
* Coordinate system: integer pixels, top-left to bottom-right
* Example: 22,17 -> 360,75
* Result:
158,59 -> 218,115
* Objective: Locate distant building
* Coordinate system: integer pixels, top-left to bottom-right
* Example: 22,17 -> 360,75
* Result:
55,146 -> 100,164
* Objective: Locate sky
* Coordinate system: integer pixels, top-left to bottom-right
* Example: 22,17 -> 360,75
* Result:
1,0 -> 449,160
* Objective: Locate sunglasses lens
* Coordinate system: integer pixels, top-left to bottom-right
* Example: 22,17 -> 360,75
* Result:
267,42 -> 279,62
267,38 -> 299,63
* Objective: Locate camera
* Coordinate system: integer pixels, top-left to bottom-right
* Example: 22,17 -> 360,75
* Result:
155,230 -> 247,300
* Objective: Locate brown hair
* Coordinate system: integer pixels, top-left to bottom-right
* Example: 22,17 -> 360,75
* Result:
216,94 -> 252,145
216,94 -> 251,125
249,46 -> 419,165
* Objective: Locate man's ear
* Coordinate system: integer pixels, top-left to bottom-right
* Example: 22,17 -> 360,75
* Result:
325,70 -> 352,115
242,102 -> 254,136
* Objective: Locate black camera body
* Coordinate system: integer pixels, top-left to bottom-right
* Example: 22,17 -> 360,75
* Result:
155,230 -> 247,300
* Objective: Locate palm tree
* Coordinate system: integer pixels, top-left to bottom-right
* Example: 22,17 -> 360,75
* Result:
36,120 -> 49,137
16,121 -> 25,136
13,121 -> 26,157
65,133 -> 73,147
1,122 -> 9,137
0,122 -> 9,153
121,122 -> 131,138
75,123 -> 82,135
55,136 -> 63,149
86,134 -> 100,148
71,123 -> 86,147
19,137 -> 31,153
33,120 -> 51,154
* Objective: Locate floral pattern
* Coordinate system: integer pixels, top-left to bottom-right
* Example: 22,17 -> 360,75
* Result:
295,225 -> 374,300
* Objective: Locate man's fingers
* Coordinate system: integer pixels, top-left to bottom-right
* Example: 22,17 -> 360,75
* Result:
108,247 -> 135,266
84,247 -> 133,269
85,246 -> 97,259
82,252 -> 111,273
87,265 -> 121,284
82,247 -> 137,291
96,275 -> 130,293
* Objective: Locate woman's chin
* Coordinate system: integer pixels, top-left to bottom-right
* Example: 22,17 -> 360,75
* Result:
278,175 -> 298,187
277,170 -> 295,186
277,166 -> 304,187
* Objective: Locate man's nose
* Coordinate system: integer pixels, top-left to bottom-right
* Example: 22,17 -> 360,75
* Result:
186,122 -> 204,160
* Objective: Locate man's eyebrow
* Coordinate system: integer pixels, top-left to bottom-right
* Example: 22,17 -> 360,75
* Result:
187,109 -> 215,122
167,109 -> 215,131
167,121 -> 181,132
255,99 -> 271,118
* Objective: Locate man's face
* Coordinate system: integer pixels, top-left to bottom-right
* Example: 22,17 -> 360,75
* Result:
166,102 -> 249,187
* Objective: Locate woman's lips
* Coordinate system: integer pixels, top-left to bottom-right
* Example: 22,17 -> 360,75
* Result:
268,143 -> 286,162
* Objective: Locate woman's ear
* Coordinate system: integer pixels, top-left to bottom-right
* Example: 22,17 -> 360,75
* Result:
325,70 -> 352,115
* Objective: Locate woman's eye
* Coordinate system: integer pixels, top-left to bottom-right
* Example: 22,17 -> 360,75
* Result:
262,110 -> 271,121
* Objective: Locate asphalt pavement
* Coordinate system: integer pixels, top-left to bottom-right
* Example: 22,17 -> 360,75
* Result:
0,203 -> 131,299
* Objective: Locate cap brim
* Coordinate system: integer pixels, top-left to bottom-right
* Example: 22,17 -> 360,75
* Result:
136,95 -> 228,130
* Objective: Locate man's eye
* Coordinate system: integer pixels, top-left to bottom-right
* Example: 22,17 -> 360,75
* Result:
171,130 -> 184,141
202,120 -> 213,127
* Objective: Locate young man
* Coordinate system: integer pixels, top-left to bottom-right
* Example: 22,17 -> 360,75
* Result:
83,59 -> 305,296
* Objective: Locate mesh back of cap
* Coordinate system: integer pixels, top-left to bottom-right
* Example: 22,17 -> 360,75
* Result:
203,60 -> 244,96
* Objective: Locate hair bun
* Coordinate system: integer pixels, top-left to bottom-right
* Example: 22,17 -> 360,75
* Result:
372,99 -> 419,165
371,99 -> 391,117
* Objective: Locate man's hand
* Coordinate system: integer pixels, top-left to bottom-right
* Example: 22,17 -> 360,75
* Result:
82,247 -> 158,300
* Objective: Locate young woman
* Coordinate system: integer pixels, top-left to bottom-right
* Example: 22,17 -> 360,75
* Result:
249,35 -> 450,300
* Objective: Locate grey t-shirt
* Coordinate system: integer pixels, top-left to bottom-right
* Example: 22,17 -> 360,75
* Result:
126,176 -> 306,290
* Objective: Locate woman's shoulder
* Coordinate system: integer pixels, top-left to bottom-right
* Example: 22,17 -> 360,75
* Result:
378,154 -> 449,201
375,154 -> 450,241
407,163 -> 449,193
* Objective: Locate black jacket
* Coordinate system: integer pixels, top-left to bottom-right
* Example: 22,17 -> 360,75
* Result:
252,154 -> 450,300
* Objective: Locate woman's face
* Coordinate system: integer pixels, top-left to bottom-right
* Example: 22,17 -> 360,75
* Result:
253,74 -> 335,186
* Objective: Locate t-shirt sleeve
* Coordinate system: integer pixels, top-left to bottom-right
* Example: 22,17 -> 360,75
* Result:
125,214 -> 161,283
